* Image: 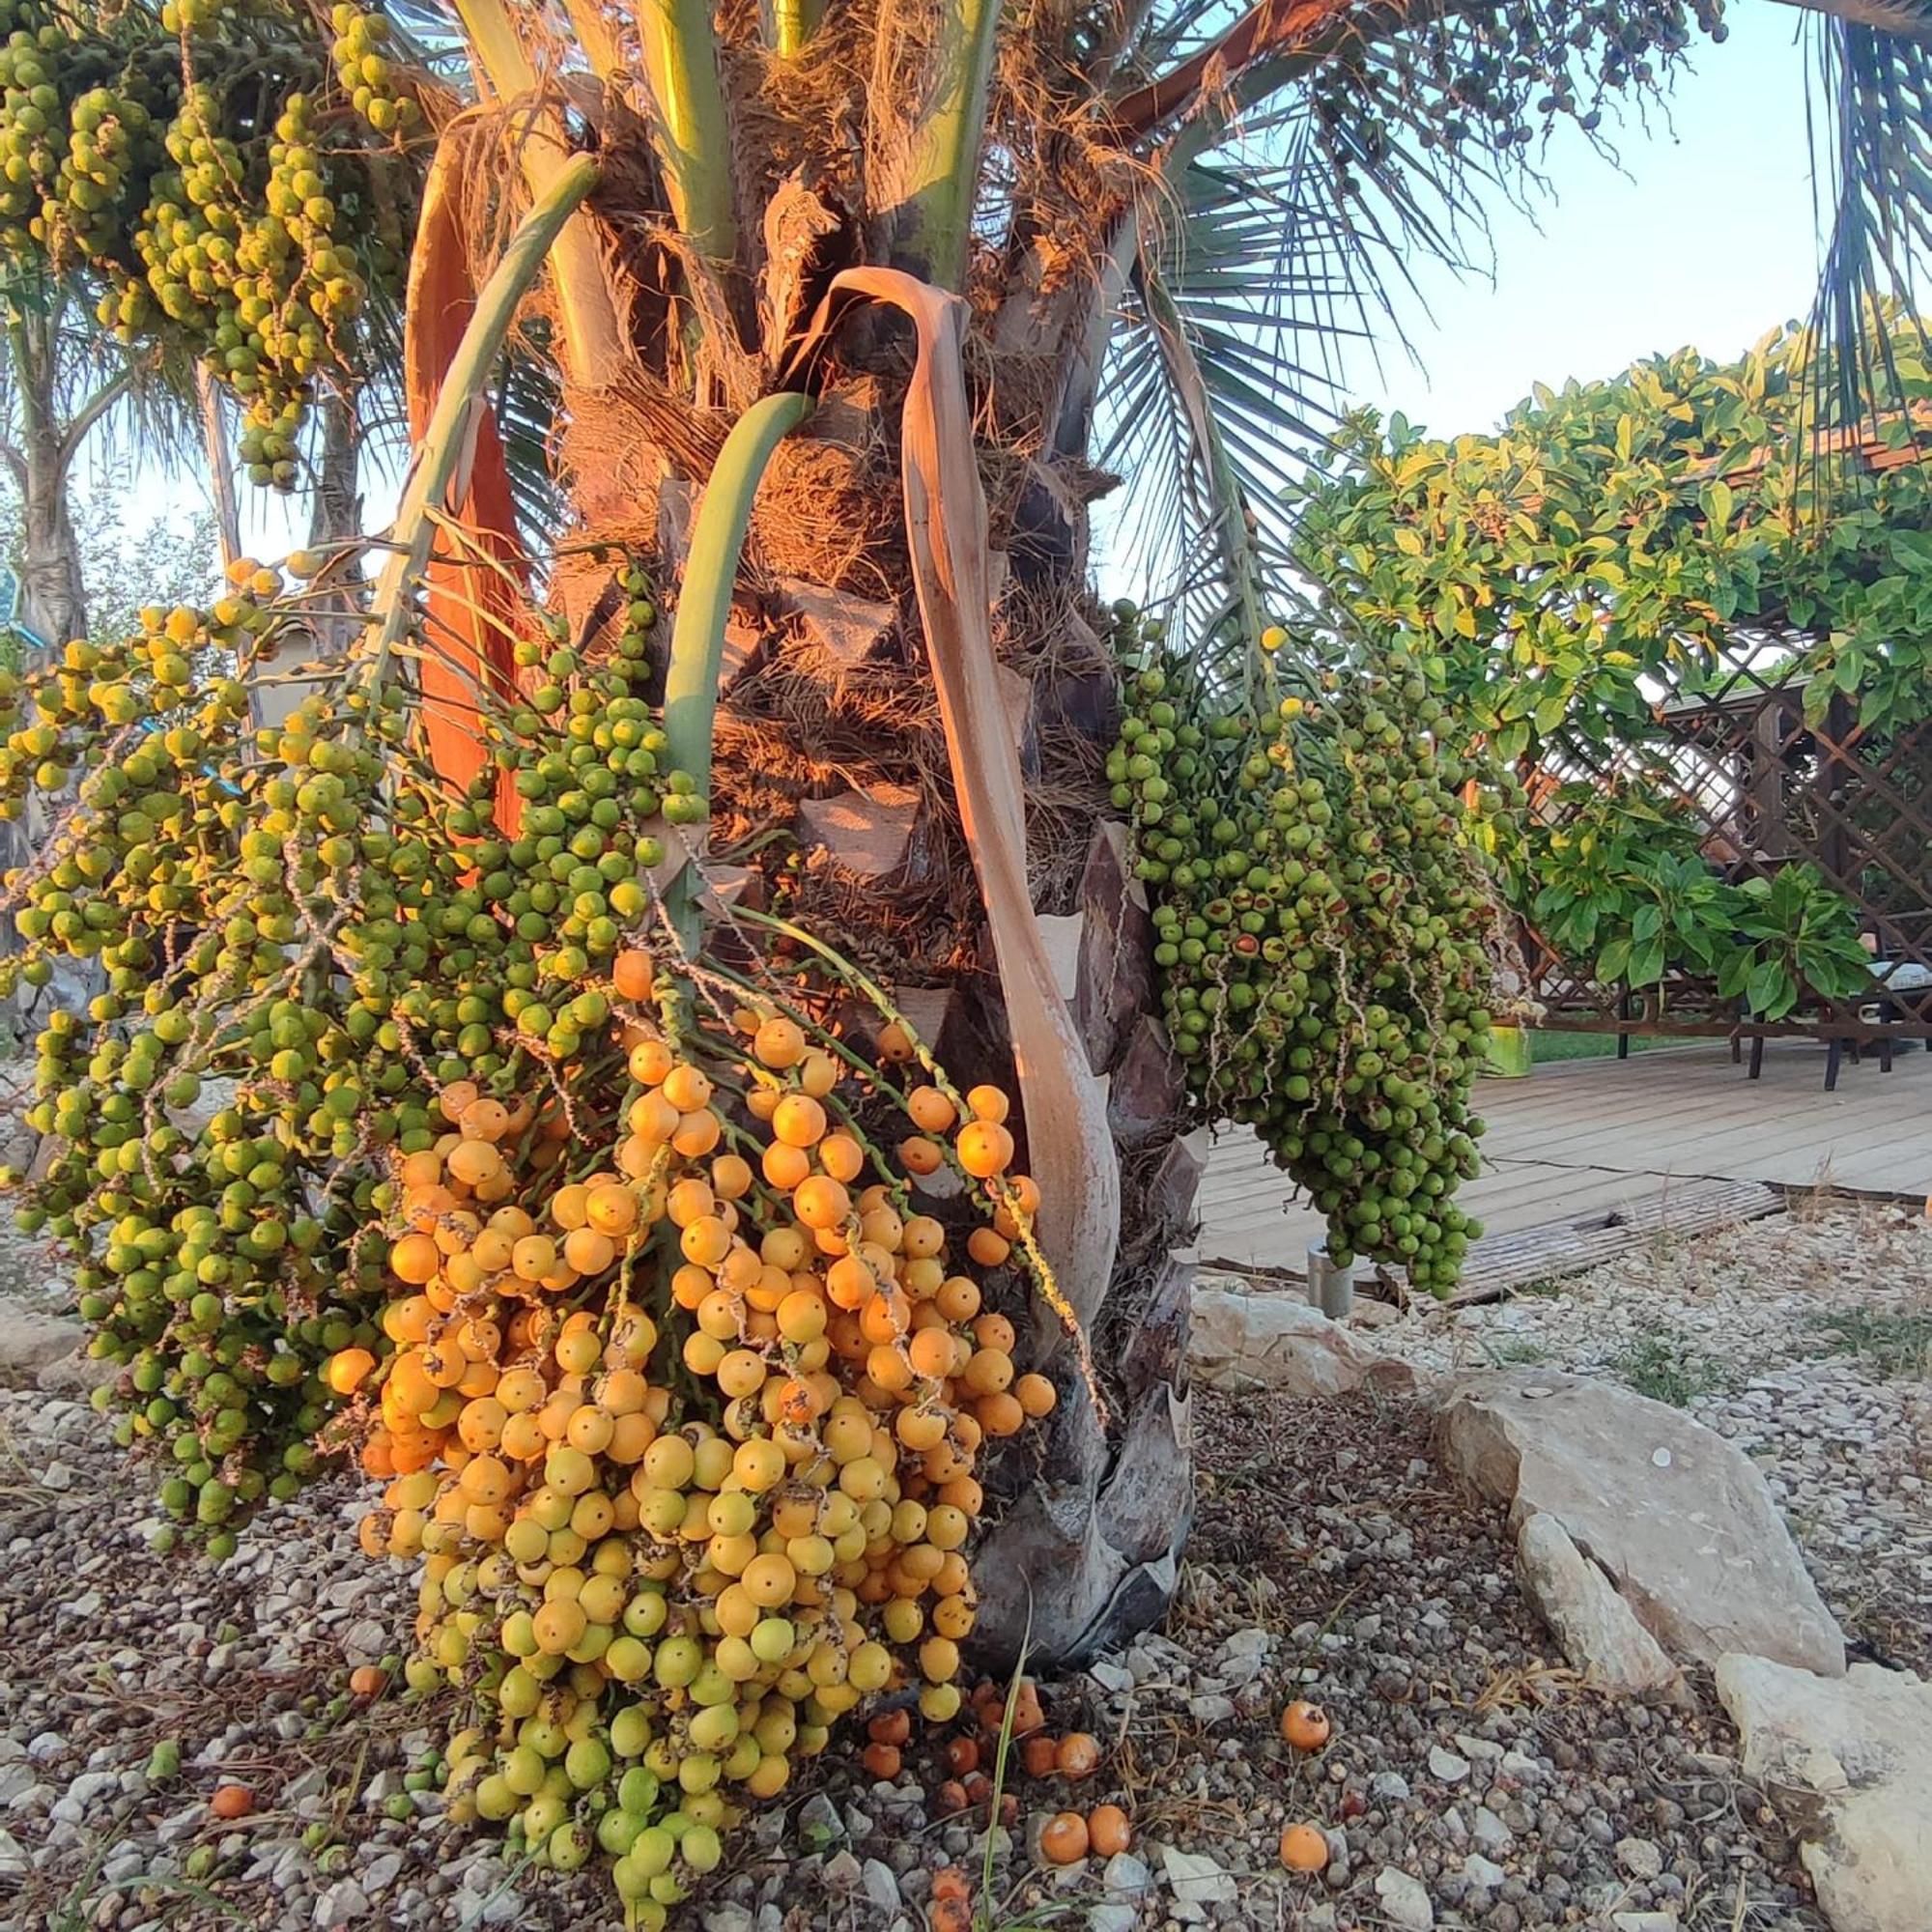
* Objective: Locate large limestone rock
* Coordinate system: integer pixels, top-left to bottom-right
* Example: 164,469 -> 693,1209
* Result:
1716,1655 -> 1932,1932
1515,1515 -> 1680,1695
1189,1285 -> 1415,1398
1439,1371 -> 1844,1675
0,1307 -> 84,1388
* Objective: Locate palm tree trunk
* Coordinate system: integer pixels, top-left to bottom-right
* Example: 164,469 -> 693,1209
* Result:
4,313 -> 86,997
197,367 -> 242,579
698,423 -> 1197,1668
967,813 -> 1201,1667
13,330 -> 87,649
307,387 -> 362,550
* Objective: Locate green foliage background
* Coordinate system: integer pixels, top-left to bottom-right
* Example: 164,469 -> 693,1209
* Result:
1289,317 -> 1932,1018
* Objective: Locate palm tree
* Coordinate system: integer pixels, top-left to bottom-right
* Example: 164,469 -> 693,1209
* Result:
0,276 -> 155,648
7,0 -> 1918,1671
305,0 -> 1932,1665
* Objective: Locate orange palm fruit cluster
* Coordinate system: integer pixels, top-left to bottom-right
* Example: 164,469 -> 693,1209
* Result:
337,956 -> 1065,1899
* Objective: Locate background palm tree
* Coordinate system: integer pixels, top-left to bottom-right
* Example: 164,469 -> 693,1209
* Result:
0,274 -> 164,648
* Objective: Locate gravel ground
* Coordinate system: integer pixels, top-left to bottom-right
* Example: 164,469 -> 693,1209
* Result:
1,1202 -> 1920,1931
1368,1199 -> 1932,1674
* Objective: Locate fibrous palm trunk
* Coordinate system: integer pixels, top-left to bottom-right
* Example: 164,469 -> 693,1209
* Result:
15,375 -> 87,654
407,1 -> 1207,1672
4,317 -> 87,996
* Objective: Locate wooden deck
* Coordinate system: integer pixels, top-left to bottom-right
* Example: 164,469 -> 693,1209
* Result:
1199,1037 -> 1932,1292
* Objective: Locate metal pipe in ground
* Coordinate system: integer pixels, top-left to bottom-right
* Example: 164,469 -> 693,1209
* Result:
1306,1239 -> 1355,1321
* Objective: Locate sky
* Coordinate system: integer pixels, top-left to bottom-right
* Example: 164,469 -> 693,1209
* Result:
1323,3 -> 1825,441
101,4 -> 1833,579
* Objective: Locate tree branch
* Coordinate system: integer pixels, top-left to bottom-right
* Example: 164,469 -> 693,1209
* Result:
0,435 -> 24,488
1114,0 -> 1932,146
1109,0 -> 1453,140
1773,0 -> 1932,42
54,363 -> 137,480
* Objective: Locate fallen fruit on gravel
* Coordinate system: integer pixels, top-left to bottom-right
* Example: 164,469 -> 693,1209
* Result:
1088,1803 -> 1132,1856
1280,1698 -> 1333,1749
1280,1822 -> 1328,1871
1040,1810 -> 1091,1863
210,1783 -> 255,1820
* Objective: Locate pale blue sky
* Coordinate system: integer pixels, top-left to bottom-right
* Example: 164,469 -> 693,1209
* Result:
1333,2 -> 1823,440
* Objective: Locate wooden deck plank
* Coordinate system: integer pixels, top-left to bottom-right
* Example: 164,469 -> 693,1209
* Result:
1477,1067 -> 1805,1151
1198,1037 -> 1932,1280
1198,1156 -> 1669,1271
1440,1179 -> 1787,1303
1502,1096 -> 1922,1187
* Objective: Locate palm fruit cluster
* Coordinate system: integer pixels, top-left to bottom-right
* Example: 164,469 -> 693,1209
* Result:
0,10 -> 164,264
328,6 -> 420,137
347,971 -> 1058,1913
132,85 -> 360,487
1111,616 -> 1494,1293
0,552 -> 1065,1905
1306,0 -> 1718,194
0,2 -> 409,488
0,555 -> 695,1546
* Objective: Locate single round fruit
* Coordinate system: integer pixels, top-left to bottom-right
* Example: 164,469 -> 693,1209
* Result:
1279,1823 -> 1328,1872
1088,1804 -> 1131,1857
1039,1810 -> 1090,1864
1279,1700 -> 1331,1750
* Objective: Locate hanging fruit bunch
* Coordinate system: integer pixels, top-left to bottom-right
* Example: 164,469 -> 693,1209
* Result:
0,0 -> 416,489
1110,611 -> 1497,1293
0,553 -> 696,1548
351,958 -> 1061,1912
0,547 -> 1068,1909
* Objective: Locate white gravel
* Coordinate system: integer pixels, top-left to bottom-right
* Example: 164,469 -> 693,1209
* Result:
1374,1200 -> 1932,1669
0,1198 -> 1918,1930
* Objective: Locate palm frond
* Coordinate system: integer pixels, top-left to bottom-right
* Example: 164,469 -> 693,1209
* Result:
1090,59 -> 1499,663
493,340 -> 566,552
0,271 -> 200,484
1803,15 -> 1932,435
1093,142 -> 1351,654
1776,0 -> 1932,42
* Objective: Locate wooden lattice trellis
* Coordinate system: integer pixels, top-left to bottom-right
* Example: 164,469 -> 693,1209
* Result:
1520,633 -> 1932,1047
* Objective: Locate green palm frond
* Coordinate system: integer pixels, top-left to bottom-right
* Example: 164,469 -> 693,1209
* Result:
1089,0 -> 1727,670
0,271 -> 199,484
493,341 -> 565,551
1093,144 -> 1351,650
1803,16 -> 1932,434
1090,54 -> 1503,660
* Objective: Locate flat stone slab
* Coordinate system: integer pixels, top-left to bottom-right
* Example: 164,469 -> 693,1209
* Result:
1516,1514 -> 1680,1695
0,1309 -> 84,1386
1189,1286 -> 1416,1398
1717,1655 -> 1932,1932
1438,1370 -> 1843,1675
